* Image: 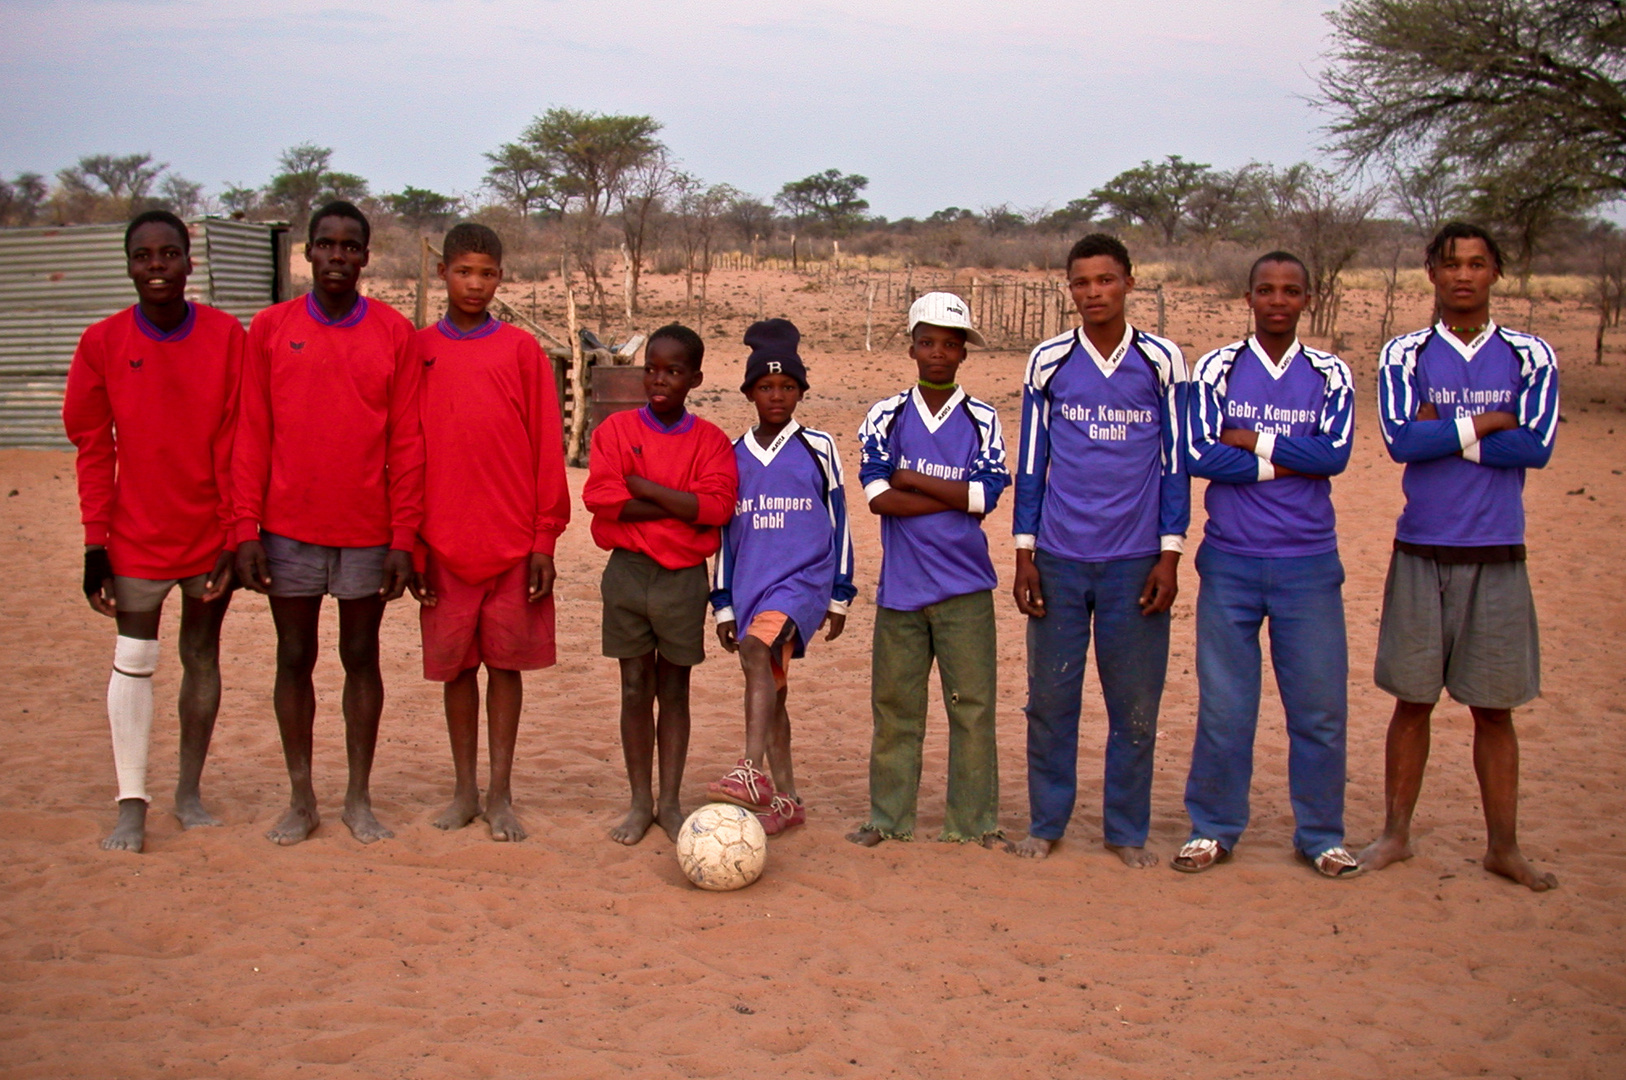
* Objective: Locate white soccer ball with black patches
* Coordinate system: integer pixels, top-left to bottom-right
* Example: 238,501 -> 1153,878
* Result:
676,803 -> 767,891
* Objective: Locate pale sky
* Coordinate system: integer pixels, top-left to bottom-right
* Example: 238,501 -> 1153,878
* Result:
1,0 -> 1345,218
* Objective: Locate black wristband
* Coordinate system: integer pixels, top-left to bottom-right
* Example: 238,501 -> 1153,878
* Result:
83,548 -> 113,599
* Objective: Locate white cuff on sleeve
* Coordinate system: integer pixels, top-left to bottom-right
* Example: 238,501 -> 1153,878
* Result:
1462,440 -> 1483,463
965,481 -> 986,516
863,479 -> 892,505
1455,416 -> 1478,450
1160,534 -> 1186,554
713,606 -> 736,625
1014,533 -> 1037,551
1253,431 -> 1277,461
827,598 -> 851,616
1255,454 -> 1275,482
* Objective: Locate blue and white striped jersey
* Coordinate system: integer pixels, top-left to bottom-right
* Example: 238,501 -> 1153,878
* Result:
1014,325 -> 1189,561
710,421 -> 856,655
1377,323 -> 1559,547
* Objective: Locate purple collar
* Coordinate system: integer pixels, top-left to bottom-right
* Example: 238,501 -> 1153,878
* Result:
133,302 -> 195,342
639,405 -> 694,435
435,314 -> 500,340
305,291 -> 368,328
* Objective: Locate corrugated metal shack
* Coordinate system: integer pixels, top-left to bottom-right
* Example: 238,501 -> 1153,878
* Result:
0,219 -> 290,449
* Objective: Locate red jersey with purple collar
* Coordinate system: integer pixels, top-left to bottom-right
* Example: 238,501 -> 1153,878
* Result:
417,316 -> 570,584
582,406 -> 737,570
63,302 -> 245,579
232,293 -> 425,551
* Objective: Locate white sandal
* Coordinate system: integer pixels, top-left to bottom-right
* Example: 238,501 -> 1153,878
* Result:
1306,845 -> 1363,879
1172,838 -> 1231,873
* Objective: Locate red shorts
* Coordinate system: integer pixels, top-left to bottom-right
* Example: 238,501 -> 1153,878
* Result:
421,556 -> 556,681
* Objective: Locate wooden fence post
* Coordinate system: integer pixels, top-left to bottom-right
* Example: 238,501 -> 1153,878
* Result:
414,236 -> 431,329
865,280 -> 876,352
1155,283 -> 1166,338
566,282 -> 590,467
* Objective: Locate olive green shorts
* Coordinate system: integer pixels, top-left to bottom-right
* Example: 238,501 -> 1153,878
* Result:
600,548 -> 709,667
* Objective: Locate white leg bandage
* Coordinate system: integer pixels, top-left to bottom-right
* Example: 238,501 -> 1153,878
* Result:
108,636 -> 160,803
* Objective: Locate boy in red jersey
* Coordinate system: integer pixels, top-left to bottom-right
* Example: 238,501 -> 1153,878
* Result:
232,201 -> 424,846
582,325 -> 738,844
64,210 -> 244,853
410,223 -> 570,842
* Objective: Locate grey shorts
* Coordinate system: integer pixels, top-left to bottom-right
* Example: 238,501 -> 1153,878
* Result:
600,548 -> 708,666
262,532 -> 388,600
1374,549 -> 1540,709
113,573 -> 211,613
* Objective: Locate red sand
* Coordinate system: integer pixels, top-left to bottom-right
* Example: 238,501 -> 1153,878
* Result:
1,274 -> 1622,1079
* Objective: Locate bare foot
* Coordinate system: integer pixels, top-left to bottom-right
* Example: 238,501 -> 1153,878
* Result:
101,799 -> 147,852
656,802 -> 685,843
845,826 -> 884,847
1357,834 -> 1414,872
610,803 -> 655,845
1484,848 -> 1558,892
1004,835 -> 1054,860
483,799 -> 527,842
1107,843 -> 1159,868
432,790 -> 482,832
341,801 -> 394,844
173,792 -> 221,830
978,834 -> 1004,850
267,803 -> 319,846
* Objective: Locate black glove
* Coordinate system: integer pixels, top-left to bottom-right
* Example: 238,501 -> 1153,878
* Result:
83,547 -> 113,599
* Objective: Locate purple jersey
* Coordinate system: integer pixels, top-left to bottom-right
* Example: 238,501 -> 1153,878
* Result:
1187,339 -> 1354,558
1378,324 -> 1559,547
858,387 -> 1010,611
710,423 -> 856,655
1014,326 -> 1189,561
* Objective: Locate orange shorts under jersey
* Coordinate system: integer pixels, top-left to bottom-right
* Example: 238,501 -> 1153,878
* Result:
746,611 -> 797,690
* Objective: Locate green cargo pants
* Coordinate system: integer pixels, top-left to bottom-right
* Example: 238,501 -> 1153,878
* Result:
863,589 -> 1000,842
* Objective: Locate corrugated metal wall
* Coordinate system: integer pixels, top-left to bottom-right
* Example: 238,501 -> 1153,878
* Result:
0,220 -> 283,448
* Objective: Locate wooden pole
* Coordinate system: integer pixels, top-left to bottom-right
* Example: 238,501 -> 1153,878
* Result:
414,235 -> 431,329
566,281 -> 590,467
865,279 -> 876,352
622,241 -> 634,324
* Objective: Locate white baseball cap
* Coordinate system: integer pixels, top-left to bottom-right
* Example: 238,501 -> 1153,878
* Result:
908,291 -> 987,348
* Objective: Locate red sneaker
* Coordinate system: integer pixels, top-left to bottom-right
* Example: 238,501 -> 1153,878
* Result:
756,793 -> 806,836
707,759 -> 774,809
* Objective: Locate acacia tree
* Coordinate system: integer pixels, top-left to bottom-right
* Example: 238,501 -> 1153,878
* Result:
57,153 -> 167,219
673,179 -> 736,327
1283,169 -> 1379,336
482,142 -> 559,219
775,169 -> 870,236
1184,167 -> 1255,250
1319,0 -> 1624,264
519,107 -> 664,322
1384,154 -> 1465,237
614,149 -> 676,316
1320,0 -> 1626,198
386,186 -> 459,231
726,194 -> 775,255
0,172 -> 47,225
264,144 -> 369,226
1085,155 -> 1211,243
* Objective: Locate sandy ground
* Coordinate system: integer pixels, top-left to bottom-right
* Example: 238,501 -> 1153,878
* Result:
1,269 -> 1624,1079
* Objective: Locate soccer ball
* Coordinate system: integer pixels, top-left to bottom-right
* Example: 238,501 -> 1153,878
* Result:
676,803 -> 767,891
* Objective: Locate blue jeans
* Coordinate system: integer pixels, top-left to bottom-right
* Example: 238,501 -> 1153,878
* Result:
1183,543 -> 1348,858
1024,551 -> 1167,845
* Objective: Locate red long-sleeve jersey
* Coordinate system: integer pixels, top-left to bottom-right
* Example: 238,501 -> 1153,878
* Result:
417,318 -> 570,584
62,303 -> 244,579
582,406 -> 737,570
231,293 -> 425,551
